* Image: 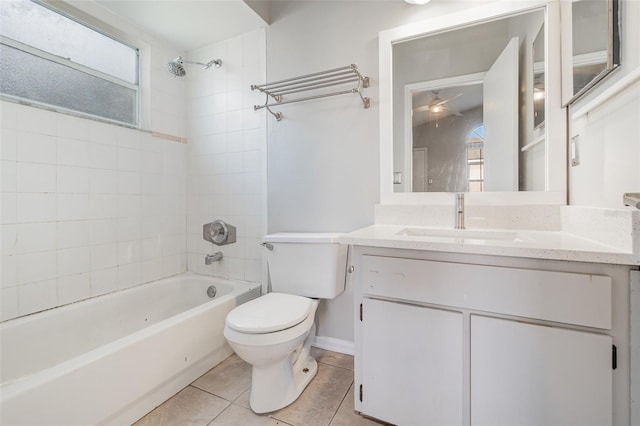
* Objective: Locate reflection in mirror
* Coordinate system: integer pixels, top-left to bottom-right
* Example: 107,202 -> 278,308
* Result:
393,9 -> 545,193
562,0 -> 620,104
533,25 -> 545,129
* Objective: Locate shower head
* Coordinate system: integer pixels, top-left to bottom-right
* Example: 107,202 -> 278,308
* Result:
166,56 -> 222,77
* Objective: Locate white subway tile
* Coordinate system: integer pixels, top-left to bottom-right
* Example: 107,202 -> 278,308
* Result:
57,166 -> 90,194
16,250 -> 57,285
227,152 -> 243,173
57,194 -> 90,221
58,273 -> 90,305
243,150 -> 261,172
89,194 -> 118,219
57,137 -> 90,167
243,129 -> 261,151
227,90 -> 243,112
57,221 -> 91,249
211,113 -> 228,135
16,132 -> 57,164
141,151 -> 163,174
1,193 -> 17,224
57,114 -> 90,141
243,172 -> 261,194
142,237 -> 162,261
91,243 -> 118,270
142,258 -> 164,283
1,224 -> 17,255
58,246 -> 91,276
16,107 -> 56,136
118,194 -> 141,217
118,240 -> 141,265
1,160 -> 17,192
227,131 -> 243,153
91,267 -> 118,296
118,216 -> 142,241
89,121 -> 116,145
90,169 -> 118,194
163,254 -> 185,277
90,143 -> 118,170
244,259 -> 262,283
1,286 -> 18,321
17,162 -> 57,193
227,173 -> 243,194
117,147 -> 141,172
1,254 -> 17,288
1,129 -> 17,160
226,257 -> 244,280
141,173 -> 162,195
212,93 -> 227,114
15,222 -> 57,253
116,127 -> 141,150
243,108 -> 263,130
18,278 -> 57,316
90,218 -> 119,245
141,194 -> 162,217
118,262 -> 142,289
141,215 -> 163,239
117,171 -> 141,194
17,193 -> 56,223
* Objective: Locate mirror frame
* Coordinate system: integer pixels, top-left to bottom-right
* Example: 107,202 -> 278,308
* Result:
560,0 -> 621,106
379,0 -> 567,205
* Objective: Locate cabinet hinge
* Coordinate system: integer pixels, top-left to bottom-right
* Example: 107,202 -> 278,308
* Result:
359,303 -> 363,321
612,344 -> 617,370
359,384 -> 363,402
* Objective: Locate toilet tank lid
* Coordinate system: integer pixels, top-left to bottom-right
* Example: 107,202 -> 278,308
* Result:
263,232 -> 343,243
226,293 -> 313,334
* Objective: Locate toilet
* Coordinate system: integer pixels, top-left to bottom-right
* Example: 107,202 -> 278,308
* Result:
223,233 -> 347,413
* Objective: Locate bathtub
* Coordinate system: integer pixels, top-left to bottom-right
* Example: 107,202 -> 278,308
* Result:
0,272 -> 261,426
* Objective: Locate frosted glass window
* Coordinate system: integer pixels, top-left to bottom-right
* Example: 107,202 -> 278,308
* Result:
0,0 -> 138,125
1,44 -> 136,125
0,0 -> 137,83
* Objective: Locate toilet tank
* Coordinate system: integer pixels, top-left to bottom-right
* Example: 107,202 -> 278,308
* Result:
263,233 -> 347,299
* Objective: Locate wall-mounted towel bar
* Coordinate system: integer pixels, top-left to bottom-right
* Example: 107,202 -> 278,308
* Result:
252,64 -> 370,121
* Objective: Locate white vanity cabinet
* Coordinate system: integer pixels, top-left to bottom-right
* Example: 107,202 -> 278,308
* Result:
352,247 -> 631,426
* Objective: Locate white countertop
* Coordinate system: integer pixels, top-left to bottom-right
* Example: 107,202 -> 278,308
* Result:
339,224 -> 640,265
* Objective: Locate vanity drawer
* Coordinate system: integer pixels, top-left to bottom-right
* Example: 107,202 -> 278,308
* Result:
361,255 -> 611,329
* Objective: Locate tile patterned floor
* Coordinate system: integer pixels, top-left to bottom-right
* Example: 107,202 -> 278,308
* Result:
133,348 -> 385,426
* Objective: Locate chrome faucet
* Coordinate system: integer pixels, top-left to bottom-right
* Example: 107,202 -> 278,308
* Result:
455,193 -> 465,229
205,252 -> 223,264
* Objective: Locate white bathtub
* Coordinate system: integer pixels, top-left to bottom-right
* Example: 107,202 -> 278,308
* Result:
0,272 -> 261,426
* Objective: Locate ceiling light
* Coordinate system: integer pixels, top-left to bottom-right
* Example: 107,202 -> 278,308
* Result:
431,105 -> 443,113
405,0 -> 432,5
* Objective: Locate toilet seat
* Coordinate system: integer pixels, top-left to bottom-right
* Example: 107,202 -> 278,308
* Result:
225,293 -> 312,334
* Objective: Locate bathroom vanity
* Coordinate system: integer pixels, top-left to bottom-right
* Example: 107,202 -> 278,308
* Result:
342,216 -> 639,426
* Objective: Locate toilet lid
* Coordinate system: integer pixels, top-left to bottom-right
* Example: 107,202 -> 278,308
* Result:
225,293 -> 313,334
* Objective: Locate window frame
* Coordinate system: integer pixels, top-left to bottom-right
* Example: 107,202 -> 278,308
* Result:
0,0 -> 141,127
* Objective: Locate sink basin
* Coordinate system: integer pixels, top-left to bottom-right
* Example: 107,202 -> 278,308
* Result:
395,227 -> 521,242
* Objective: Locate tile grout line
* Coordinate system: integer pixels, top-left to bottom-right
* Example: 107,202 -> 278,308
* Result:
326,379 -> 355,426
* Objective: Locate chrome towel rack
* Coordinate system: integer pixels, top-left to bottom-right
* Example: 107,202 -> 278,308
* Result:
251,64 -> 370,121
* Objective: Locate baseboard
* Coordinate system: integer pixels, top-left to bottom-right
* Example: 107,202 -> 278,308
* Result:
312,336 -> 354,356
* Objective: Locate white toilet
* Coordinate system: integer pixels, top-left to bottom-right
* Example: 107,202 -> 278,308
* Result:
223,233 -> 347,413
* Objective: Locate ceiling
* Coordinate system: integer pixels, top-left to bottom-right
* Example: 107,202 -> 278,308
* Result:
94,0 -> 268,52
412,84 -> 483,127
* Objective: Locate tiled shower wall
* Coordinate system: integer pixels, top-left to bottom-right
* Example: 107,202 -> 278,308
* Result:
185,28 -> 266,283
0,69 -> 188,321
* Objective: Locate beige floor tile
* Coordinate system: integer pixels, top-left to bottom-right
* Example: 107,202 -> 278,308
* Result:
330,384 -> 388,426
234,389 -> 251,410
192,354 -> 252,401
311,348 -> 354,371
133,386 -> 230,426
210,403 -> 293,426
270,363 -> 353,426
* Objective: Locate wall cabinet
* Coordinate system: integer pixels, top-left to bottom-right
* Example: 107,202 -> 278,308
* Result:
352,247 -> 631,426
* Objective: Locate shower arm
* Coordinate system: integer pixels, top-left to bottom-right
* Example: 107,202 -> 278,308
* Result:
180,58 -> 222,69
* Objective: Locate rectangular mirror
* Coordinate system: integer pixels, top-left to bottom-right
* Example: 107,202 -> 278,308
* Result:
379,1 -> 566,204
561,0 -> 620,105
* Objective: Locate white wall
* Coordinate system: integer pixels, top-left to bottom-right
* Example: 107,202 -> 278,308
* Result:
568,0 -> 640,208
266,0 -> 491,345
185,29 -> 267,285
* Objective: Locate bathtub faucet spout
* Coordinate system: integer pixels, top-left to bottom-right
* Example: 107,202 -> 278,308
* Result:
205,252 -> 223,264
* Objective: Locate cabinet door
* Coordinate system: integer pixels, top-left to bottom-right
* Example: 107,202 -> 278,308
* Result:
361,298 -> 463,425
471,315 -> 612,426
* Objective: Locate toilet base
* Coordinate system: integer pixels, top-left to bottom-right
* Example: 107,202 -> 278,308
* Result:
249,325 -> 318,413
